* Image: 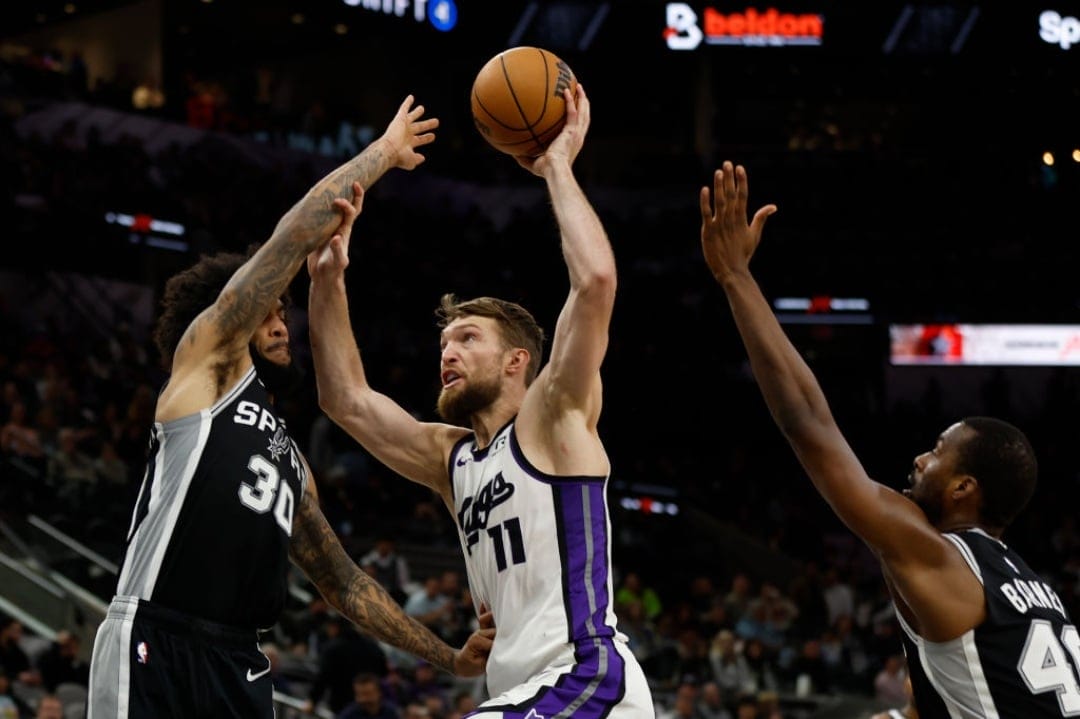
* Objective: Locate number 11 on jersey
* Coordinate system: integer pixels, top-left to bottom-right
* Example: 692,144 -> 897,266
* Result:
487,517 -> 526,572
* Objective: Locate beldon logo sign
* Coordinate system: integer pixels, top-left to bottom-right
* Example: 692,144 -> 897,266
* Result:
664,3 -> 824,50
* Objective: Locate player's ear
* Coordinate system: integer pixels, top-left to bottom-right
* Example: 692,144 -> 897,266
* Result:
951,474 -> 979,501
505,348 -> 529,377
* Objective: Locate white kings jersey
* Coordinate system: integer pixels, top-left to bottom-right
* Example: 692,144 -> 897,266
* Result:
449,420 -> 645,711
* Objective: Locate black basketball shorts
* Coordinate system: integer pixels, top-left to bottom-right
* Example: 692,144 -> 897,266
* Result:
87,596 -> 274,718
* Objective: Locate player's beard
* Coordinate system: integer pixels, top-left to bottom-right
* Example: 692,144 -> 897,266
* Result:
437,374 -> 501,428
907,480 -> 944,526
249,345 -> 305,401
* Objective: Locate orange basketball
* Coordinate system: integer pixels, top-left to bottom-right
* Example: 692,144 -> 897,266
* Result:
470,46 -> 578,157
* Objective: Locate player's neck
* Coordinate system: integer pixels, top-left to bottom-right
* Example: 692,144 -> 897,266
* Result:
938,520 -> 1002,538
470,398 -> 520,449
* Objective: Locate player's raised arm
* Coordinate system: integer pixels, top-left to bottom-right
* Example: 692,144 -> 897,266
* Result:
516,85 -> 613,425
307,183 -> 467,498
169,96 -> 438,386
700,162 -> 946,563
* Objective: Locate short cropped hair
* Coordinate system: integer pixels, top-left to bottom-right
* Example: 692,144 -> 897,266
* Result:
436,294 -> 545,385
958,416 -> 1037,528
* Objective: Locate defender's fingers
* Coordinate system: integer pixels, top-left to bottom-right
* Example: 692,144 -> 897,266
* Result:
722,160 -> 736,199
699,185 -> 713,221
750,204 -> 778,235
713,169 -> 727,212
736,165 -> 750,205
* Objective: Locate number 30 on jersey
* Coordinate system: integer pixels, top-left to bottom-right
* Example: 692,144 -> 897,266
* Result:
238,454 -> 295,534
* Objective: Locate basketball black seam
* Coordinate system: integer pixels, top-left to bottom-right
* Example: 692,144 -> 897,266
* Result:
474,93 -> 529,132
500,52 -> 544,150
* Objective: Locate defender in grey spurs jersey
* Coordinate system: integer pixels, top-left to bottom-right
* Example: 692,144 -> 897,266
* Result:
86,96 -> 493,719
308,84 -> 655,718
699,160 -> 1074,718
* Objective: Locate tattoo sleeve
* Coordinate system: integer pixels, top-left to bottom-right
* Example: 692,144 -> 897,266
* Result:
210,140 -> 392,348
289,489 -> 457,673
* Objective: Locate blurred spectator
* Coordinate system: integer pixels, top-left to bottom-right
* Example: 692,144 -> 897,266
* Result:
822,614 -> 869,691
449,690 -> 476,716
1,401 -> 45,464
616,572 -> 663,622
822,568 -> 855,627
733,694 -> 759,719
709,630 -> 751,697
402,702 -> 429,719
871,673 -> 917,719
403,577 -> 452,635
722,574 -> 753,624
618,598 -> 659,663
359,538 -> 412,606
260,642 -> 295,697
35,631 -> 88,693
0,617 -> 39,689
741,640 -> 778,694
673,627 -> 712,686
400,661 -> 446,708
657,682 -> 700,719
308,616 -> 389,716
336,673 -> 397,719
437,570 -> 473,646
0,668 -> 26,719
47,427 -> 97,507
34,694 -> 63,719
697,681 -> 733,719
93,439 -> 129,488
873,654 -> 909,707
787,638 -> 831,696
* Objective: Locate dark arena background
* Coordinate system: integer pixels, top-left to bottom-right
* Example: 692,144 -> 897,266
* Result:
0,1 -> 1077,717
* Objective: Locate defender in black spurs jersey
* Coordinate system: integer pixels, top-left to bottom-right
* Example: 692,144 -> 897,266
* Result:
86,96 -> 493,719
699,160 -> 1074,718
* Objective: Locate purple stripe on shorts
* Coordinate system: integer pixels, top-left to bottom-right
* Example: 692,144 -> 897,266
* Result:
498,638 -> 626,719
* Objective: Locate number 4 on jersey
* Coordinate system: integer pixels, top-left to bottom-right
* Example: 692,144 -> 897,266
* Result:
1019,620 -> 1080,714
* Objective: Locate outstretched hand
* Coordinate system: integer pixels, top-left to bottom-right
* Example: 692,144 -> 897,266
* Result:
381,95 -> 439,170
453,607 -> 496,677
699,161 -> 777,283
516,84 -> 589,177
307,181 -> 364,282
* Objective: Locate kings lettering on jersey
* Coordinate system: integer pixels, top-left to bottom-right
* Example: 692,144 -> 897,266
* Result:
459,471 -> 515,555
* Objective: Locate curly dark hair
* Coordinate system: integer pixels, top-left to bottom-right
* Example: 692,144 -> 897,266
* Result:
436,294 -> 546,385
152,245 -> 283,370
958,416 -> 1038,529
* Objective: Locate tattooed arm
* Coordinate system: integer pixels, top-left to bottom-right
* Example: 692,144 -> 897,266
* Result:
289,471 -> 491,677
158,97 -> 438,420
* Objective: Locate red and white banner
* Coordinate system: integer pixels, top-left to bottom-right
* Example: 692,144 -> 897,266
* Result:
890,324 -> 1080,366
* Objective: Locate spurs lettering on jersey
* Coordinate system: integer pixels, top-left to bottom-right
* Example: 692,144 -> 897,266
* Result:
233,399 -> 304,534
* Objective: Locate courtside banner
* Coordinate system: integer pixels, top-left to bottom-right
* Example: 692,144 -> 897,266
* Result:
890,324 -> 1080,366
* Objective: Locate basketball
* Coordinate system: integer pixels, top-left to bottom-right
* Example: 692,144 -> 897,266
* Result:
470,46 -> 578,157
